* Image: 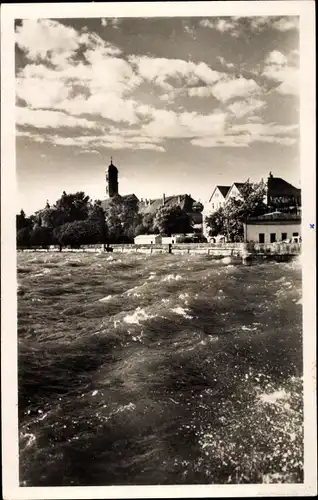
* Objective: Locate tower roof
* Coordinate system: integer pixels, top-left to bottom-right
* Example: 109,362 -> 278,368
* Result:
108,156 -> 118,170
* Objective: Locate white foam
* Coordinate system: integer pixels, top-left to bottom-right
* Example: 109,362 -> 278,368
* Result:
171,306 -> 193,319
259,389 -> 289,404
99,295 -> 113,302
162,274 -> 182,282
123,307 -> 154,325
115,402 -> 136,413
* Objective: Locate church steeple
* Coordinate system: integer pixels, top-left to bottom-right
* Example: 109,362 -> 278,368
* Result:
106,157 -> 119,198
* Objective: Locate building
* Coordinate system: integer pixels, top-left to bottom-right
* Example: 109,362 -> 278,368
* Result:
134,234 -> 162,245
106,157 -> 118,198
101,158 -> 204,234
207,185 -> 231,212
266,172 -> 301,214
244,212 -> 301,244
224,182 -> 246,203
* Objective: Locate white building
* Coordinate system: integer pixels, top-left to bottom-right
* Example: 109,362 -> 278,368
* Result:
207,185 -> 231,213
134,234 -> 162,245
224,183 -> 245,203
244,212 -> 301,244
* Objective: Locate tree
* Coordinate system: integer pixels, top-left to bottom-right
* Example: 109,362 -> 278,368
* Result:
205,180 -> 267,242
205,207 -> 226,238
54,191 -> 90,223
104,195 -> 141,243
17,227 -> 31,247
53,220 -> 102,247
29,226 -> 53,248
134,212 -> 157,236
153,204 -> 192,236
16,209 -> 32,231
88,200 -> 108,243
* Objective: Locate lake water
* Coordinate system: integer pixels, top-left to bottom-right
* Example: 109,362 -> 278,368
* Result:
17,252 -> 303,485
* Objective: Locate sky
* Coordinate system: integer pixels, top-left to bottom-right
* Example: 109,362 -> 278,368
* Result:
15,15 -> 300,215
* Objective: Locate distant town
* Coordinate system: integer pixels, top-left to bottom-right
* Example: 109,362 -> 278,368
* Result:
16,159 -> 301,249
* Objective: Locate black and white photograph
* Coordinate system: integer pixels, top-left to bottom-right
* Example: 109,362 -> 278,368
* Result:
1,1 -> 316,498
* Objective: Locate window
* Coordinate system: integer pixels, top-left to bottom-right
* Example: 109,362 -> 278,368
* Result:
259,233 -> 265,243
270,233 -> 276,243
281,232 -> 287,241
293,232 -> 299,237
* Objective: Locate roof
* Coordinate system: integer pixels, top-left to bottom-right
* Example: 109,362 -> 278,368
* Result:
246,212 -> 301,222
224,182 -> 246,201
209,185 -> 230,202
100,193 -> 139,211
233,182 -> 246,192
268,177 -> 301,197
138,194 -> 196,215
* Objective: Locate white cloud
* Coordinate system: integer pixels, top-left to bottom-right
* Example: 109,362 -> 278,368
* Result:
191,120 -> 298,148
56,94 -> 142,125
16,69 -> 70,108
227,98 -> 266,118
129,56 -> 224,91
265,50 -> 288,67
230,122 -> 298,137
212,77 -> 261,102
101,18 -> 108,27
18,131 -> 165,152
191,135 -> 250,148
188,86 -> 213,98
199,18 -> 239,37
142,109 -> 226,139
16,19 -> 80,64
16,107 -> 96,129
272,17 -> 299,32
263,50 -> 299,96
217,56 -> 235,69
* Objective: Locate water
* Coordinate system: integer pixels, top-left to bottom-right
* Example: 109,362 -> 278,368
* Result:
18,252 -> 303,485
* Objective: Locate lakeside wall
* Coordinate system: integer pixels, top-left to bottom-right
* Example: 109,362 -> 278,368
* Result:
17,242 -> 301,260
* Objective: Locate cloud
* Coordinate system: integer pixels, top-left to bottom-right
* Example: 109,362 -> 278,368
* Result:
272,17 -> 299,32
265,50 -> 288,66
142,109 -> 226,139
262,50 -> 299,96
212,77 -> 261,102
17,129 -> 165,152
15,19 -> 80,65
199,18 -> 240,37
198,16 -> 299,36
16,19 -> 121,67
227,98 -> 266,118
230,122 -> 298,137
191,134 -> 296,148
129,56 -> 224,91
191,121 -> 298,148
16,20 -> 142,125
191,136 -> 249,148
217,56 -> 234,69
16,107 -> 96,129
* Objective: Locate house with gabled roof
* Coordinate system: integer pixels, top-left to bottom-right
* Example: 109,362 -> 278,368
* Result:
207,185 -> 231,212
224,182 -> 246,203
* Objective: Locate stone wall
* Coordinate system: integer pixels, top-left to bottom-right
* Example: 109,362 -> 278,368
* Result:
18,242 -> 301,257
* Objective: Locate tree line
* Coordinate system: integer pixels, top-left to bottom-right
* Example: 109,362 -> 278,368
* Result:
17,180 -> 267,248
16,192 -> 193,248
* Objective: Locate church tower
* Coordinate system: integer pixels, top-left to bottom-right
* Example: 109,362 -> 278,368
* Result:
106,157 -> 119,198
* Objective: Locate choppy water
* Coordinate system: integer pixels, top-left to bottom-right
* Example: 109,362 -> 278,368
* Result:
18,253 -> 303,485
